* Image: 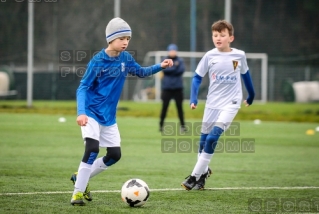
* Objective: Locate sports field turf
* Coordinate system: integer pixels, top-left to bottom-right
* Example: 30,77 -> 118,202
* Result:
0,104 -> 319,213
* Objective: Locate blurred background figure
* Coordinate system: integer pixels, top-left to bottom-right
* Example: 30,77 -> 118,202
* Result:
159,44 -> 186,132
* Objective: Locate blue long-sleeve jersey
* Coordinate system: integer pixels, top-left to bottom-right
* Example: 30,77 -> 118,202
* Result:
77,49 -> 162,126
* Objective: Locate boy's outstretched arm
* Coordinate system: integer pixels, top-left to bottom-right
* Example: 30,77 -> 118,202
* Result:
162,58 -> 185,76
241,70 -> 255,106
130,59 -> 173,77
161,59 -> 173,69
190,73 -> 202,109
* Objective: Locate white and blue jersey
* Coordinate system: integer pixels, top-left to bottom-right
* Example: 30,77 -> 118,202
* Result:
77,49 -> 162,126
195,48 -> 249,109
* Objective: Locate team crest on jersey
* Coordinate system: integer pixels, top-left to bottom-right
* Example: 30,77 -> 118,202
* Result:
232,61 -> 238,71
121,62 -> 125,72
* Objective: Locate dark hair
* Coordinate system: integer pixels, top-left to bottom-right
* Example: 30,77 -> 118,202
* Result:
211,20 -> 234,36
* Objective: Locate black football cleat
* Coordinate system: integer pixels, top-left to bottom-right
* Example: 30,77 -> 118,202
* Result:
181,175 -> 197,190
193,167 -> 213,190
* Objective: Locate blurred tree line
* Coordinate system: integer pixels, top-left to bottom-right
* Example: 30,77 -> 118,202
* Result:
0,0 -> 318,67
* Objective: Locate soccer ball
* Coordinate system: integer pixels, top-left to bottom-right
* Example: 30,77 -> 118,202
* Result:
121,178 -> 150,207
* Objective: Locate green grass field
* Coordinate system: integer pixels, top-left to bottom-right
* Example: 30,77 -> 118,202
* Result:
0,101 -> 319,213
1,100 -> 319,122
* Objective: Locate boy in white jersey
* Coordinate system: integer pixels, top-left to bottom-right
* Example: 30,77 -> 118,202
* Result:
181,20 -> 255,190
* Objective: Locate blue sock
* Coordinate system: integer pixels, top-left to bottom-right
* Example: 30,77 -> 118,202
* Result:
204,126 -> 224,154
198,133 -> 208,154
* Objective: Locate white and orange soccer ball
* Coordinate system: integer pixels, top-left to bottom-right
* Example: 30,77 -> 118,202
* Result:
121,178 -> 150,207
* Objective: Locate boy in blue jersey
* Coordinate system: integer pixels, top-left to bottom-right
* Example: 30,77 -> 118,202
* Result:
181,20 -> 255,190
70,17 -> 173,205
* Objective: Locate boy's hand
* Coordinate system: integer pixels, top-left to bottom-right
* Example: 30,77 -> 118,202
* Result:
161,59 -> 173,68
190,103 -> 197,110
243,100 -> 250,107
77,114 -> 88,126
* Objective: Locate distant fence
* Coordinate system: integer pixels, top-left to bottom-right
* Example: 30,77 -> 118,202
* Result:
2,64 -> 319,102
10,70 -> 139,100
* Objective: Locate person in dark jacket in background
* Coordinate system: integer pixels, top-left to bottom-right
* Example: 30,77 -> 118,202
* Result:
159,44 -> 186,132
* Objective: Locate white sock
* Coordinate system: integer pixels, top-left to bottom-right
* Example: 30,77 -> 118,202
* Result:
197,152 -> 201,160
191,152 -> 213,180
73,162 -> 91,195
197,152 -> 208,174
90,157 -> 108,178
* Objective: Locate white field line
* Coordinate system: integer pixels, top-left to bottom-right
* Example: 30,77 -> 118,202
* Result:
0,186 -> 318,196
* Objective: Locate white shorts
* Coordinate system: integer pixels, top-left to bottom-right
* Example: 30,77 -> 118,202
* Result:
201,107 -> 239,134
81,117 -> 121,148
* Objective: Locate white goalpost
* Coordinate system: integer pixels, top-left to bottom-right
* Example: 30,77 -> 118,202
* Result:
135,51 -> 268,103
245,53 -> 268,103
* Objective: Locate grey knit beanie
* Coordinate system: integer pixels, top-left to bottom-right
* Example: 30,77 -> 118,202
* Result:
105,17 -> 131,43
